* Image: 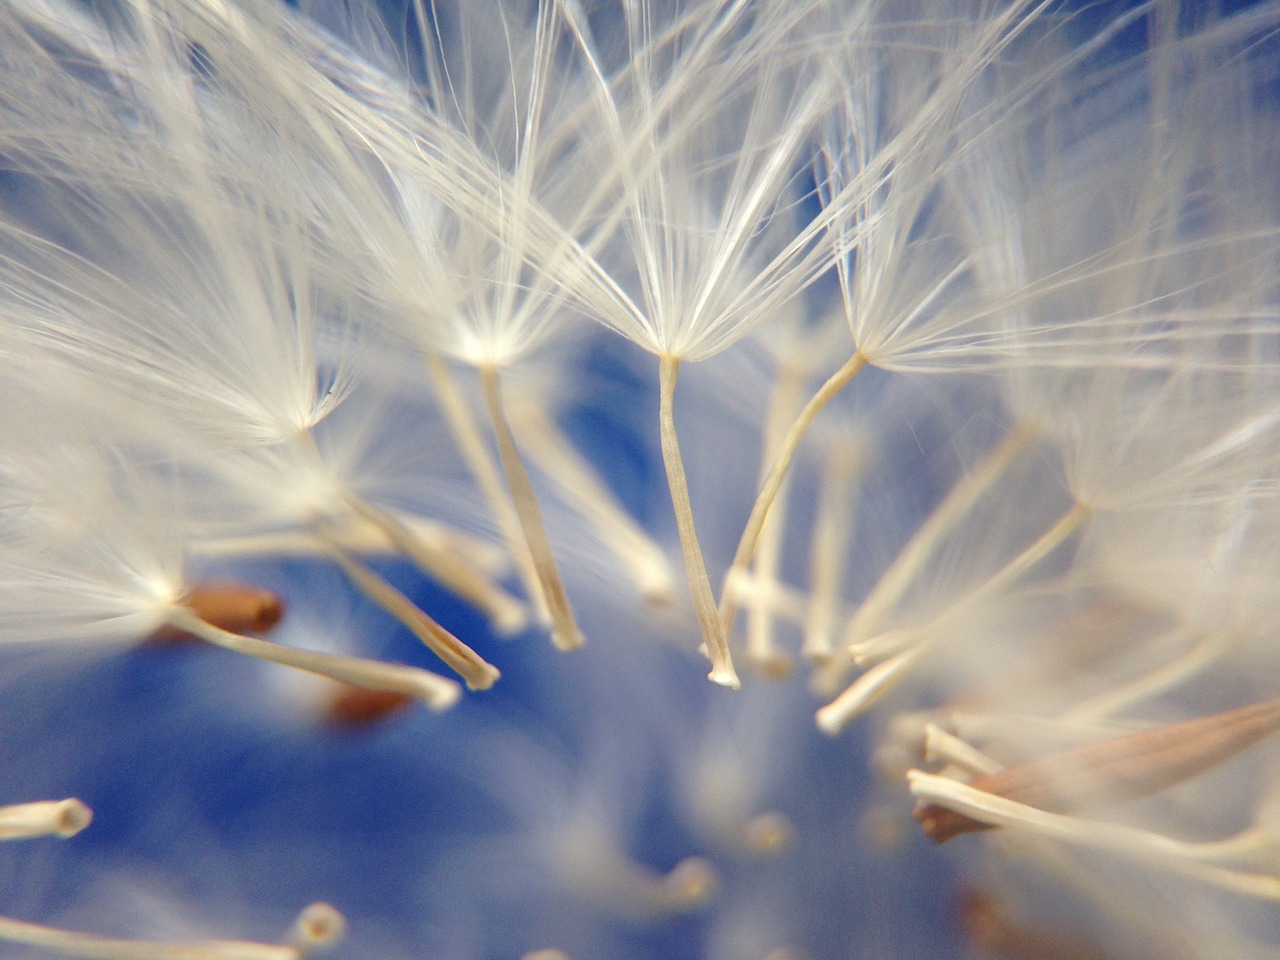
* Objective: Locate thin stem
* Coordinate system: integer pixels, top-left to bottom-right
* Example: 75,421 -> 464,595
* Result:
658,355 -> 739,689
342,495 -> 528,636
915,697 -> 1280,843
426,353 -> 550,625
852,501 -> 1091,667
510,400 -> 676,606
719,351 -> 867,638
1062,628 -> 1225,723
0,800 -> 91,840
318,533 -> 501,690
923,725 -> 1005,777
803,444 -> 864,665
168,608 -> 462,712
744,360 -> 810,676
480,364 -> 584,651
818,502 -> 1091,734
193,521 -> 508,575
845,423 -> 1037,648
907,771 -> 1280,900
0,903 -> 344,960
815,647 -> 924,735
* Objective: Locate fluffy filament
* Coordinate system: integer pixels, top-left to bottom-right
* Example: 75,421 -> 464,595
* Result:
851,501 -> 1092,669
166,608 -> 462,712
0,799 -> 92,840
657,355 -> 740,689
1062,628 -> 1223,724
480,364 -> 584,652
819,501 -> 1091,734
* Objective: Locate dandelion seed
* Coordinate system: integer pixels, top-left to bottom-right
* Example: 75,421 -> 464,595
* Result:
557,0 -> 843,684
424,353 -> 550,629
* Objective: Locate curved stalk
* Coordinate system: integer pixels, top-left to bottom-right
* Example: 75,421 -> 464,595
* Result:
719,351 -> 867,638
658,355 -> 739,689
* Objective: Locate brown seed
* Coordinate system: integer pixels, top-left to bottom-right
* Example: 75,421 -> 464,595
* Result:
917,698 -> 1280,843
958,890 -> 1118,960
324,685 -> 416,728
186,582 -> 286,632
149,582 -> 286,644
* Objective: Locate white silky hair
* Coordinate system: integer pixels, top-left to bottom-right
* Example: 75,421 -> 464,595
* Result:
1,1 -> 1280,959
0,434 -> 188,646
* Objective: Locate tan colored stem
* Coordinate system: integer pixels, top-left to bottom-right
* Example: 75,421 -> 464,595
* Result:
744,360 -> 809,676
803,445 -> 863,665
915,697 -> 1280,844
479,364 -> 584,651
342,496 -> 527,635
319,535 -> 500,689
0,800 -> 91,840
815,647 -> 924,735
909,771 -> 1280,900
657,355 -> 739,689
426,353 -> 549,624
719,351 -> 867,637
168,608 -> 461,712
510,400 -> 676,606
0,902 -> 343,960
819,502 -> 1090,734
845,423 -> 1037,649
